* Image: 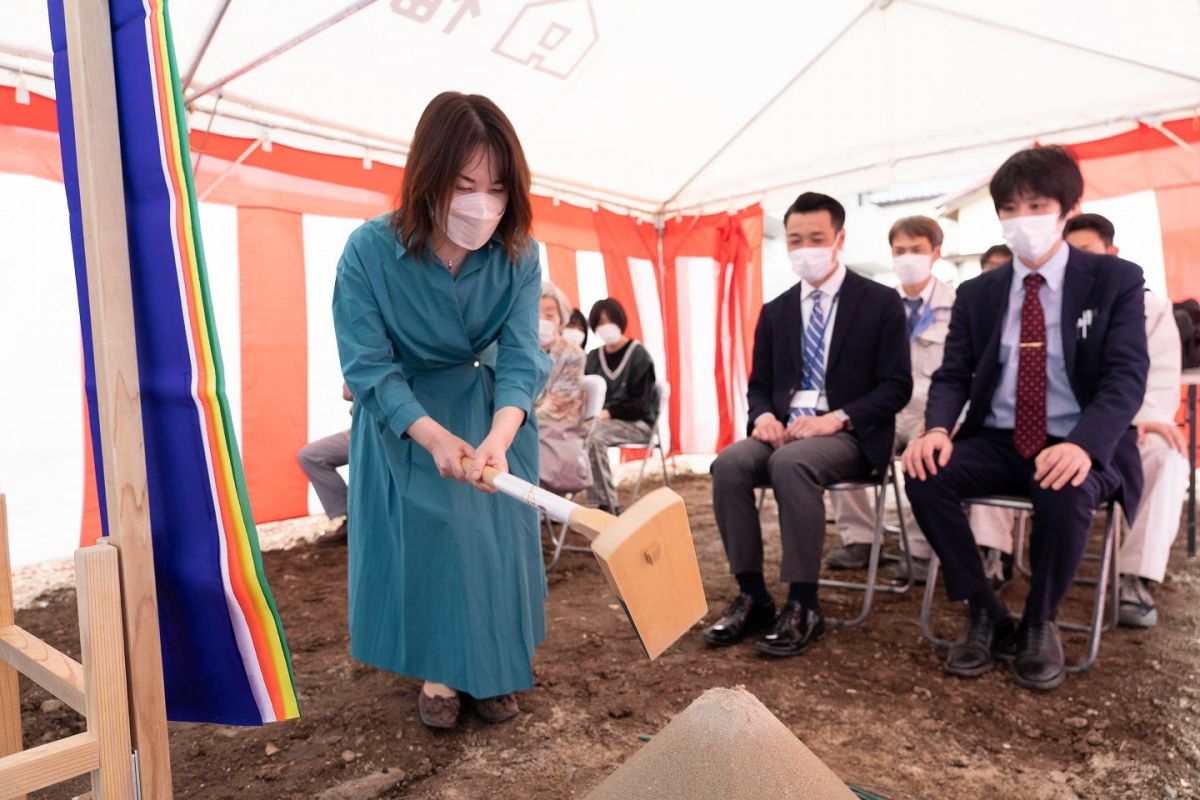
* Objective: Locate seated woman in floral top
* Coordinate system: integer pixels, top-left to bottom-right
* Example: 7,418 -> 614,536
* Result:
535,282 -> 592,493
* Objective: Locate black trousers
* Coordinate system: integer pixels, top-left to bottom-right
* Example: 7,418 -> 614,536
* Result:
905,428 -> 1120,624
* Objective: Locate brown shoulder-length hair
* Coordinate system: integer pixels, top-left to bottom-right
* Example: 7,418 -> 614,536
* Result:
391,92 -> 532,263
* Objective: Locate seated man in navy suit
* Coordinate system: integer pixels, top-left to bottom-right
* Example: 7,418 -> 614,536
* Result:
701,192 -> 912,657
903,146 -> 1149,691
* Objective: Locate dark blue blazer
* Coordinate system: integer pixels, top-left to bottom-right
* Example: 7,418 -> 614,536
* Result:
924,246 -> 1149,515
746,268 -> 913,473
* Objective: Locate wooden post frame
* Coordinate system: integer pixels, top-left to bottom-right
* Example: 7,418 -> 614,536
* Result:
0,500 -> 137,798
61,1 -> 173,797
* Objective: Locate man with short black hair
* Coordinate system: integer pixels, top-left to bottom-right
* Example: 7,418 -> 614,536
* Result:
583,297 -> 656,513
903,146 -> 1149,690
974,212 -> 1185,627
702,192 -> 912,658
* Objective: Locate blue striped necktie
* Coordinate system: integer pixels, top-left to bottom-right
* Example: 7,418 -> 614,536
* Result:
789,290 -> 828,423
903,297 -> 922,339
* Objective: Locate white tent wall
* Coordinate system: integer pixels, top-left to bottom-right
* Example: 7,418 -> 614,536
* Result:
0,173 -> 82,567
303,214 -> 361,515
200,203 -> 242,446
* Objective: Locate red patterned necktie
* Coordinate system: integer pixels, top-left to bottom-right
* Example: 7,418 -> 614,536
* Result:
1013,273 -> 1047,458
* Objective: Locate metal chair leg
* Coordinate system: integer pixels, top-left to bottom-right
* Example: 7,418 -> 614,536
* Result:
1065,504 -> 1117,673
919,552 -> 955,650
1014,510 -> 1032,577
825,477 -> 887,629
543,514 -> 566,570
821,464 -> 913,626
891,463 -> 915,591
658,438 -> 671,488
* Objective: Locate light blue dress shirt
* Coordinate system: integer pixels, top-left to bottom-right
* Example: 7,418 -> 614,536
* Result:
985,242 -> 1081,437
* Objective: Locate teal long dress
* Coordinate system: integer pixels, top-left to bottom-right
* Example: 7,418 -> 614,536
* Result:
332,214 -> 551,698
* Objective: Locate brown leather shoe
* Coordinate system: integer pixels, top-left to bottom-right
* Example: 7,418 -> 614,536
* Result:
315,518 -> 348,548
418,690 -> 460,730
474,693 -> 519,724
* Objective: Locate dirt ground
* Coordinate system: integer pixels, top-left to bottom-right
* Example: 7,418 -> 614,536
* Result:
19,474 -> 1200,799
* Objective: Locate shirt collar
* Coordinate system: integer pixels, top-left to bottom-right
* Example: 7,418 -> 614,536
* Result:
802,262 -> 847,301
897,276 -> 937,308
1012,240 -> 1069,293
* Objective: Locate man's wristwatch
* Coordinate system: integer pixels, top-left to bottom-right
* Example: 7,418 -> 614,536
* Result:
832,409 -> 851,429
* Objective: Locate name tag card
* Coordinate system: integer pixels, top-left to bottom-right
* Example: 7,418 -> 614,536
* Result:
790,390 -> 820,409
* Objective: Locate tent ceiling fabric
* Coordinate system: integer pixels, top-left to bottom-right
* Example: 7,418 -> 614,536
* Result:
3,0 -> 1199,212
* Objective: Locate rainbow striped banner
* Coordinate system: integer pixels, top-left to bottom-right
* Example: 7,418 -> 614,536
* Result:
48,0 -> 298,725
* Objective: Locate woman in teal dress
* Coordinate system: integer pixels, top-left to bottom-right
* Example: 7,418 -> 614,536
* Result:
333,92 -> 550,730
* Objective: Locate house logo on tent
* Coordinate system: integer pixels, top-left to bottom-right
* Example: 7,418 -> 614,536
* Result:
493,0 -> 598,79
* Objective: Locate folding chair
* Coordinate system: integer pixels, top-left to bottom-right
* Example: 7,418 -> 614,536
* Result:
756,460 -> 914,628
543,374 -> 607,570
919,494 -> 1121,672
608,380 -> 672,505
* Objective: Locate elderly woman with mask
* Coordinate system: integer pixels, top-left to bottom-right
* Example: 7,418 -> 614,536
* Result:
534,282 -> 592,493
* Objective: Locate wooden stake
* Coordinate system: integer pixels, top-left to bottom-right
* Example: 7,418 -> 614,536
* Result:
0,496 -> 24,800
77,544 -> 136,799
61,2 -> 173,797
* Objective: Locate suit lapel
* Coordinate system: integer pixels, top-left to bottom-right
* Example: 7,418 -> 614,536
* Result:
1061,248 -> 1093,378
980,265 -> 1012,381
786,284 -> 806,388
826,269 -> 860,368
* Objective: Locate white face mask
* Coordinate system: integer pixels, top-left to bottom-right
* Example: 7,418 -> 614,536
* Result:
595,323 -> 622,346
893,253 -> 933,287
538,319 -> 558,346
445,192 -> 506,251
562,328 -> 585,347
1001,212 -> 1064,266
789,247 -> 836,284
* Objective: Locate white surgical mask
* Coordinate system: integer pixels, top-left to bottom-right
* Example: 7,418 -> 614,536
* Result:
538,319 -> 558,346
595,323 -> 622,346
789,247 -> 836,284
445,192 -> 506,251
562,328 -> 585,347
892,253 -> 933,286
1001,212 -> 1064,266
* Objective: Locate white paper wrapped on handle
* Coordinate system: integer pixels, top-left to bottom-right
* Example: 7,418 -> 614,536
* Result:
491,473 -> 577,524
461,458 -> 577,524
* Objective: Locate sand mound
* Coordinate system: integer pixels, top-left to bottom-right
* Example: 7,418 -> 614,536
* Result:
586,686 -> 855,800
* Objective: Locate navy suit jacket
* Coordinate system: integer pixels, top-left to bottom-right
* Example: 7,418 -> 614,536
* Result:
924,246 -> 1149,515
746,268 -> 913,473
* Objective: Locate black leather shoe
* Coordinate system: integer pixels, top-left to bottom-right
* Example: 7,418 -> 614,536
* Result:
1013,621 -> 1066,691
944,606 -> 1017,678
754,600 -> 825,657
701,594 -> 776,647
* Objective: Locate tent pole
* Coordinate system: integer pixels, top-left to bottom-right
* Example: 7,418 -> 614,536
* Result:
906,0 -> 1200,85
61,2 -> 173,797
665,103 -> 1200,215
659,0 -> 877,210
185,0 -> 380,103
180,0 -> 233,92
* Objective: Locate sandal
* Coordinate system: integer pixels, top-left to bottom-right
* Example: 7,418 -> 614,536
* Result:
418,689 -> 461,730
474,693 -> 520,724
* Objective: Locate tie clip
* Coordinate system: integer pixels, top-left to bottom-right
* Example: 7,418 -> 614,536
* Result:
1019,341 -> 1045,348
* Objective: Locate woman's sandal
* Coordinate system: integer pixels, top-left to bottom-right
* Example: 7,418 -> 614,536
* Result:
418,689 -> 461,730
474,693 -> 520,724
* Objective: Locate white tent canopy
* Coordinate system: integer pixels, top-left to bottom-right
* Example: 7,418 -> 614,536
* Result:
3,0 -> 1199,215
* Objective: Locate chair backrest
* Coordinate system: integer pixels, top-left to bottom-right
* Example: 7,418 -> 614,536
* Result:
581,374 -> 607,421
